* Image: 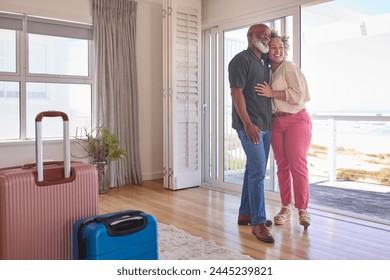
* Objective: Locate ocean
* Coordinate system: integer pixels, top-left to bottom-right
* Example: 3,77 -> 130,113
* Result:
311,119 -> 390,154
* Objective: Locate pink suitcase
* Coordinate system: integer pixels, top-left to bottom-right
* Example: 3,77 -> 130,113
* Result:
0,111 -> 99,260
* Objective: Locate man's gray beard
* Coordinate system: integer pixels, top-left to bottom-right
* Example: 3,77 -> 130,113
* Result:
253,39 -> 269,54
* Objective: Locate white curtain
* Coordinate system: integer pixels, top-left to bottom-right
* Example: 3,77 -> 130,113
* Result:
93,0 -> 142,186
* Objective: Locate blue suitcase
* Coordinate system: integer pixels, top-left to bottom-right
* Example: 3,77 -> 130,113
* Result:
73,210 -> 158,260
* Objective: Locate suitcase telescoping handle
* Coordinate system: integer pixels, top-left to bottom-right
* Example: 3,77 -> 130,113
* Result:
35,111 -> 71,182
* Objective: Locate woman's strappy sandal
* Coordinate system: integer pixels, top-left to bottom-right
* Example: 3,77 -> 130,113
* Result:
298,209 -> 311,229
274,205 -> 291,225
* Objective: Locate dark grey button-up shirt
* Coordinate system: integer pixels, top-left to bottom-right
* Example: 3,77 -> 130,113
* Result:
228,48 -> 272,131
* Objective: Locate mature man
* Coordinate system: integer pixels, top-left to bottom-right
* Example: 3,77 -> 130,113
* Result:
228,24 -> 274,243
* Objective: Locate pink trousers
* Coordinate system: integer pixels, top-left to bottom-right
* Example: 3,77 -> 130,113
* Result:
271,109 -> 312,209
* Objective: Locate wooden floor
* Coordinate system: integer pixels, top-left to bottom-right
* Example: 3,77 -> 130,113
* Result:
99,179 -> 390,260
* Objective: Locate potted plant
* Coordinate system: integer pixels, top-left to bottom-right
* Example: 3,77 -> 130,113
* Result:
77,127 -> 126,194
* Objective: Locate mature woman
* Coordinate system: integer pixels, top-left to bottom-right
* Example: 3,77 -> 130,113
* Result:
256,31 -> 312,229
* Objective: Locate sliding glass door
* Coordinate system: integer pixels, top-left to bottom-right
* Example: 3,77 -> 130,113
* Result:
203,9 -> 300,194
203,1 -> 390,224
301,0 -> 390,223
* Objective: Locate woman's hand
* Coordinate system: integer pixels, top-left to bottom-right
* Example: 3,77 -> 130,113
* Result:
255,82 -> 274,98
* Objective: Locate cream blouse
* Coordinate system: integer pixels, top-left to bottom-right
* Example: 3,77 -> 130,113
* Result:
270,60 -> 310,114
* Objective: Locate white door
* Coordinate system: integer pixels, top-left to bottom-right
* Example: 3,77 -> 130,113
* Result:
163,0 -> 202,190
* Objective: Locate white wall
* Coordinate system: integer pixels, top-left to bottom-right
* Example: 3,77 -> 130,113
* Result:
136,1 -> 164,180
0,0 -> 93,23
0,0 -> 165,181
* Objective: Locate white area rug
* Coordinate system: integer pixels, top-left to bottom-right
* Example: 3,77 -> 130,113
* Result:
158,223 -> 253,260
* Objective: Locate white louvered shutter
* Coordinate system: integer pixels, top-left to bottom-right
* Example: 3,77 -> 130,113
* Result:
163,0 -> 201,190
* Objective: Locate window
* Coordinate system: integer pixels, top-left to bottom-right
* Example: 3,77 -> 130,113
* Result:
28,34 -> 89,76
202,2 -> 389,224
302,0 -> 390,178
0,13 -> 93,141
301,1 -> 390,115
0,81 -> 19,139
0,29 -> 16,72
301,0 -> 390,223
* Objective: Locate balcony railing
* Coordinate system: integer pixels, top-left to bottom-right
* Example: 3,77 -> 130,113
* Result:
224,113 -> 390,188
310,113 -> 390,184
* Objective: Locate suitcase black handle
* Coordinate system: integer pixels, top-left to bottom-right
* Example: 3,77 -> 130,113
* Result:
76,210 -> 148,260
105,215 -> 148,236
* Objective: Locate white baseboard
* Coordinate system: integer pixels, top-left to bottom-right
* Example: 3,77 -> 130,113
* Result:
142,171 -> 163,181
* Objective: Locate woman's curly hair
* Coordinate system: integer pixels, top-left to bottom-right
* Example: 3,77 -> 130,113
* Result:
270,30 -> 290,54
264,30 -> 290,65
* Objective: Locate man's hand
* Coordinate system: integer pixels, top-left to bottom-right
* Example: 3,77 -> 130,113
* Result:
244,122 -> 261,144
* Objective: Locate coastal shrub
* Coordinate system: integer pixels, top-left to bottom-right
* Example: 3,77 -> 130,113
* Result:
337,168 -> 390,186
309,144 -> 327,157
376,168 -> 390,185
308,151 -> 318,157
337,168 -> 368,181
310,144 -> 327,153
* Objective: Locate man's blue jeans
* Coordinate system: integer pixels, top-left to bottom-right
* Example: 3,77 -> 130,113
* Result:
237,130 -> 271,225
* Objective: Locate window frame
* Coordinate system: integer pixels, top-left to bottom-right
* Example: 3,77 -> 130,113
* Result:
0,12 -> 94,141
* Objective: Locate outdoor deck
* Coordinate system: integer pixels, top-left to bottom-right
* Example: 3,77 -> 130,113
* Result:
225,174 -> 390,225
